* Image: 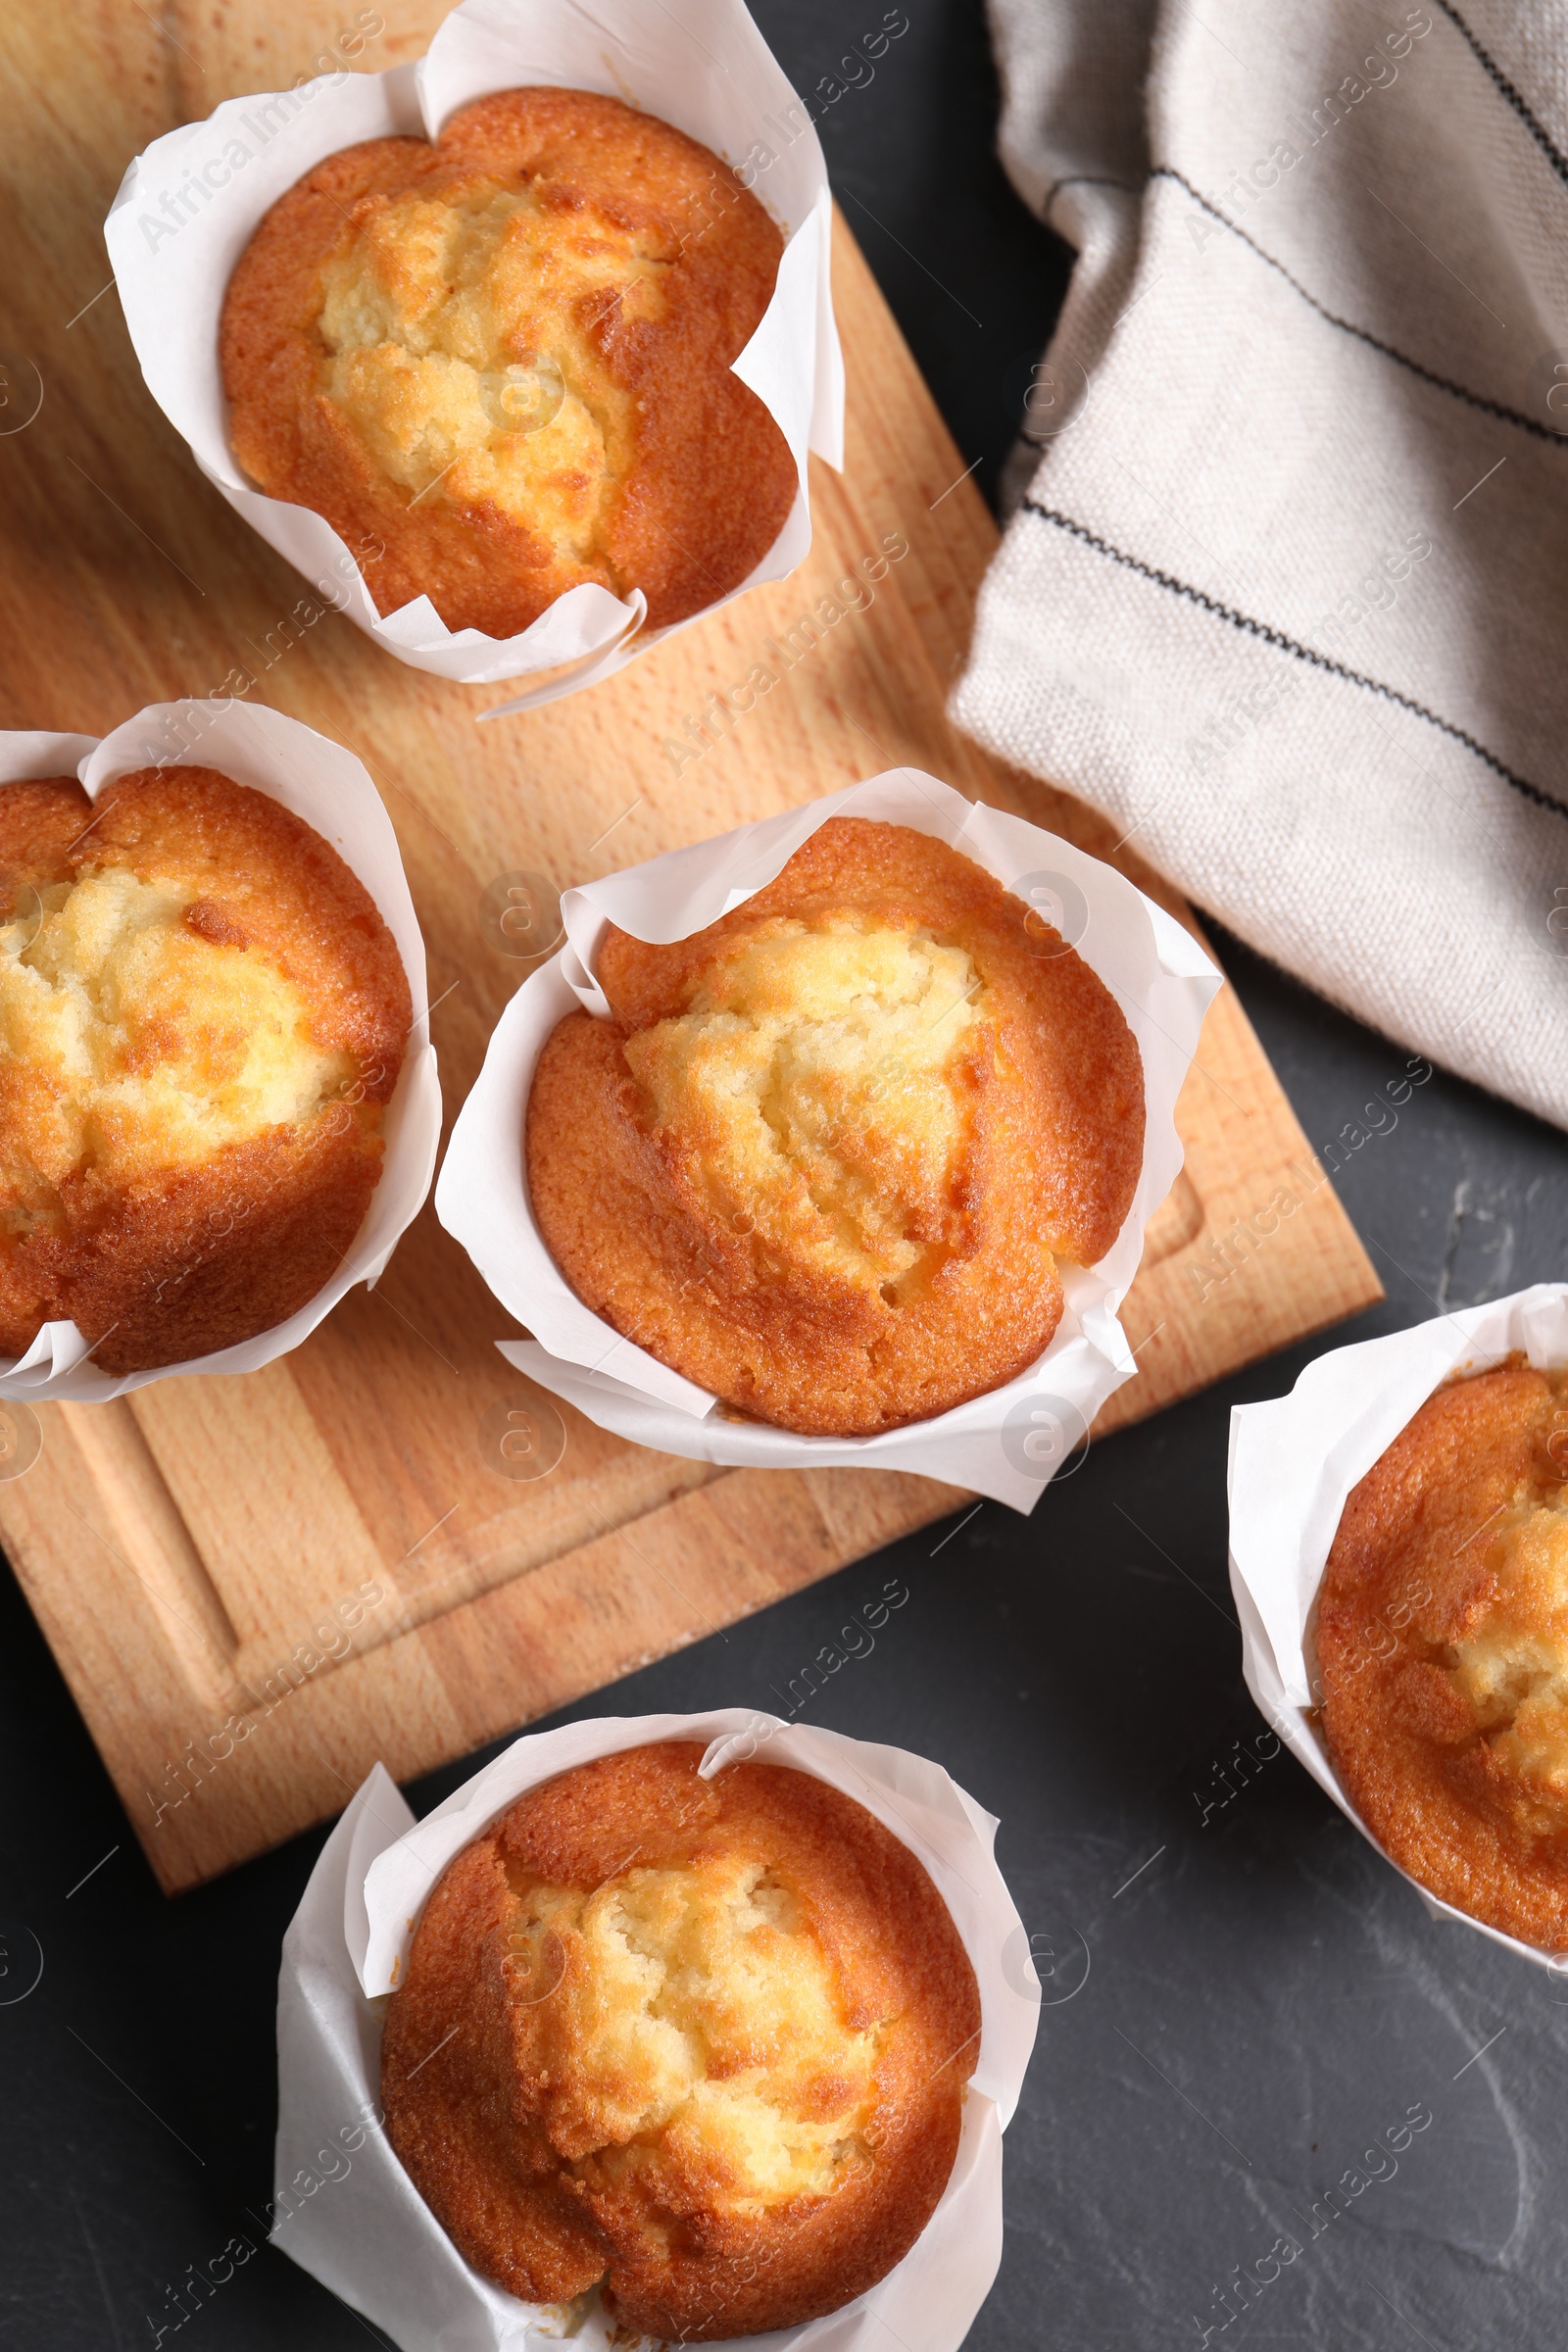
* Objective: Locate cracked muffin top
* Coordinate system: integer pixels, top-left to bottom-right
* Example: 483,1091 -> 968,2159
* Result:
1318,1357 -> 1568,1946
220,86 -> 797,638
380,1740 -> 981,2340
0,766 -> 408,1373
524,817 -> 1146,1435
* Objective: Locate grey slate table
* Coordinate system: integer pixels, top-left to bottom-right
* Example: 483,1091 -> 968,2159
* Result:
3,5 -> 1566,2346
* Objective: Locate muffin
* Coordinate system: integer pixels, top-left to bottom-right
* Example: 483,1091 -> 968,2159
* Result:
0,765 -> 410,1374
525,817 -> 1145,1435
381,1740 -> 981,2340
1318,1357 -> 1568,1945
220,87 -> 797,639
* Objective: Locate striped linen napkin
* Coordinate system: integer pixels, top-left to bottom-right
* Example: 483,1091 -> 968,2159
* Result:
955,0 -> 1568,1130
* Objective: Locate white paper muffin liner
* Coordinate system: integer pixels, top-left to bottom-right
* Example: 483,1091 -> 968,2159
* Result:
273,1709 -> 1040,2352
104,0 -> 844,709
0,700 -> 441,1402
434,768 -> 1221,1510
1229,1281 -> 1568,1971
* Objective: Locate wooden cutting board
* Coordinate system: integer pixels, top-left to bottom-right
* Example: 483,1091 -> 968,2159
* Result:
0,1 -> 1380,1892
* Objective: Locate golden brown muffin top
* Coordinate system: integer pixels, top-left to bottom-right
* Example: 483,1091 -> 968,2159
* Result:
381,1740 -> 982,2341
525,818 -> 1145,1435
220,87 -> 798,638
1318,1357 -> 1568,1946
0,767 -> 409,1371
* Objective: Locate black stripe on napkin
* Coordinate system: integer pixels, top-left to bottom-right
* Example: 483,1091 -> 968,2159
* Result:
1150,168 -> 1558,447
1431,0 -> 1568,190
1018,499 -> 1568,821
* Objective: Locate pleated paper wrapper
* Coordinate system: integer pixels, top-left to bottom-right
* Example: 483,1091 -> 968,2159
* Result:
435,769 -> 1222,1511
273,1709 -> 1041,2351
0,701 -> 441,1402
1229,1281 -> 1568,1971
104,0 -> 844,709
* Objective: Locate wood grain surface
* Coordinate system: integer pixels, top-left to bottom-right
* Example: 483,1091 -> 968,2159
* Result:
0,1 -> 1380,1891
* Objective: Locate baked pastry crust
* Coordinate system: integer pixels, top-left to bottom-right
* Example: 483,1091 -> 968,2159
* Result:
220,86 -> 797,638
380,1740 -> 982,2339
525,817 -> 1145,1435
0,766 -> 409,1373
1318,1357 -> 1568,1946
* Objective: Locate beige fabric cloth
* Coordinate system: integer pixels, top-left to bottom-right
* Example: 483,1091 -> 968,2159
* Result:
955,0 -> 1568,1130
